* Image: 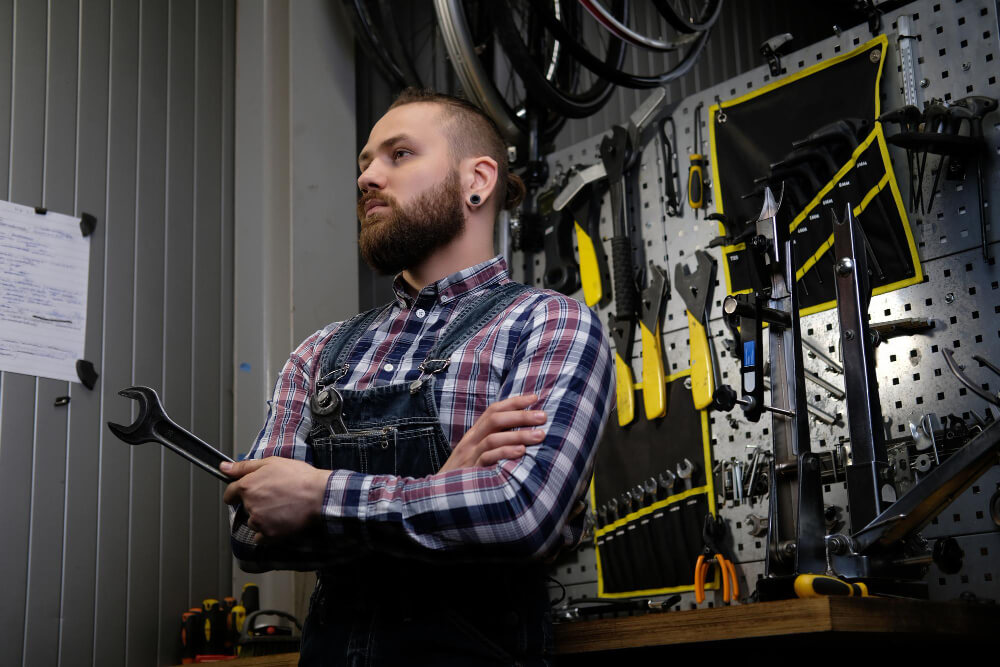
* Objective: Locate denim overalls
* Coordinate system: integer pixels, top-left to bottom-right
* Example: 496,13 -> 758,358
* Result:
298,281 -> 553,667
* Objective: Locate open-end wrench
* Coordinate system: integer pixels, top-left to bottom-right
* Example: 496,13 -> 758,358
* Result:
108,386 -> 234,482
676,458 -> 696,491
657,470 -> 676,499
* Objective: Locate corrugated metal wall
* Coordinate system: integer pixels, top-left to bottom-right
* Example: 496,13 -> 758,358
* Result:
0,1 -> 235,665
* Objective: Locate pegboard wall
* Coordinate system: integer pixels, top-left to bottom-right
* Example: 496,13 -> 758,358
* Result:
515,0 -> 1000,611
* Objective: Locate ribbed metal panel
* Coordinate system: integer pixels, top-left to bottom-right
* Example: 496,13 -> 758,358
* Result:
0,1 -> 235,665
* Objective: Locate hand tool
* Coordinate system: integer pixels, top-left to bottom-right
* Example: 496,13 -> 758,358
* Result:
242,583 -> 260,615
951,95 -> 998,264
687,102 -> 707,216
639,263 -> 671,419
658,116 -> 682,217
674,249 -> 718,410
793,574 -> 869,598
657,470 -> 676,500
107,386 -> 234,482
694,513 -> 739,603
181,609 -> 202,663
538,185 -> 581,295
566,180 -> 611,307
877,106 -> 921,210
801,336 -> 843,374
676,458 -> 696,491
556,89 -> 679,424
869,316 -> 935,346
705,212 -> 754,249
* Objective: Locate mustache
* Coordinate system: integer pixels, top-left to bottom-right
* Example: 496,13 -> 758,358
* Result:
357,191 -> 399,216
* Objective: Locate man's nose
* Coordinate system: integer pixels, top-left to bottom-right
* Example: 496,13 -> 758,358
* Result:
357,162 -> 385,193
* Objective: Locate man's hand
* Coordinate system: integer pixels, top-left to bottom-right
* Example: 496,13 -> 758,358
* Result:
438,393 -> 546,473
221,457 -> 332,539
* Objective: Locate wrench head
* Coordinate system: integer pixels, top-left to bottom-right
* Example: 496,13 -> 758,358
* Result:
107,386 -> 166,445
676,457 -> 695,478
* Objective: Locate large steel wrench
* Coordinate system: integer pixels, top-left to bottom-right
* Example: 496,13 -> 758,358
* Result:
107,386 -> 234,482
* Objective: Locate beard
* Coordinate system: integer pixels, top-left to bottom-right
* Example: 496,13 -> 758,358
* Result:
357,170 -> 465,276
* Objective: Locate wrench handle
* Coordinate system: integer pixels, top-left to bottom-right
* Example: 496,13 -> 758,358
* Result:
154,420 -> 234,482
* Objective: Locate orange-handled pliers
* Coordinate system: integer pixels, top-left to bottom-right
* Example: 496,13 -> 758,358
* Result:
694,553 -> 739,603
694,512 -> 740,604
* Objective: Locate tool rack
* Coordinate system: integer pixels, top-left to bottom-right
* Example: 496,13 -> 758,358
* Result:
512,0 -> 1000,610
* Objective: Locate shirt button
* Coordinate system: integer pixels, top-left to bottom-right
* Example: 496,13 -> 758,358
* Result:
416,308 -> 426,318
384,363 -> 394,372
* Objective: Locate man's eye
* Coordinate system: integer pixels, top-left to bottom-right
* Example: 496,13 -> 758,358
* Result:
392,149 -> 410,160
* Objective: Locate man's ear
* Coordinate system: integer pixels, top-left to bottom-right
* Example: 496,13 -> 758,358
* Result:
465,155 -> 499,206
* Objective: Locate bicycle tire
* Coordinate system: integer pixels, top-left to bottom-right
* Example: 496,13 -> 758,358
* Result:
534,0 -> 717,89
653,0 -> 723,34
343,0 -> 411,90
490,0 -> 624,119
375,0 -> 425,88
578,0 -> 699,51
435,0 -> 567,150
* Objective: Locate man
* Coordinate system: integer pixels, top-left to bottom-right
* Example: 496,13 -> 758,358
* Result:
222,88 -> 614,666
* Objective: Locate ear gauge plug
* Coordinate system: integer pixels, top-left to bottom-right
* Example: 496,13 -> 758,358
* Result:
470,194 -> 481,205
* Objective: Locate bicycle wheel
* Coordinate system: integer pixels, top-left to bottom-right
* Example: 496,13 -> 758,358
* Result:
653,0 -> 723,34
533,0 -> 718,89
578,0 -> 700,51
435,0 -> 569,153
489,0 -> 624,119
343,0 -> 414,90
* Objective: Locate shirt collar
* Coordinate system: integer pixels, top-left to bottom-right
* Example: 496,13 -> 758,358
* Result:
391,255 -> 510,307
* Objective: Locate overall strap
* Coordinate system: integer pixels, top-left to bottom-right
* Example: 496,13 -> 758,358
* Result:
315,303 -> 394,387
423,281 -> 532,368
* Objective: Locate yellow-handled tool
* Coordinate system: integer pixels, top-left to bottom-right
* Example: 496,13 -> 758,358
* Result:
639,264 -> 670,419
794,574 -> 869,598
675,250 -> 719,410
688,102 -> 707,216
568,182 -> 610,308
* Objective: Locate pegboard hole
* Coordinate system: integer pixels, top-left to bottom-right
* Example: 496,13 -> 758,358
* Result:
934,368 -> 942,377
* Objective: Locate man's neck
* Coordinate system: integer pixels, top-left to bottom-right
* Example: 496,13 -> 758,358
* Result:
401,239 -> 494,296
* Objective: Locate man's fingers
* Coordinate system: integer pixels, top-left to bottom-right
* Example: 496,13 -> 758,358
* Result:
477,445 -> 527,467
477,429 -> 545,455
482,408 -> 547,433
222,480 -> 241,505
482,393 -> 538,415
221,457 -> 268,478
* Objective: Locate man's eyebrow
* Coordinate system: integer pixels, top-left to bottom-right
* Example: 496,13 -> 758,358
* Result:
358,134 -> 413,167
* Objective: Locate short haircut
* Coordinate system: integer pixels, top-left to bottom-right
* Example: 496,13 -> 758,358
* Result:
388,88 -> 525,213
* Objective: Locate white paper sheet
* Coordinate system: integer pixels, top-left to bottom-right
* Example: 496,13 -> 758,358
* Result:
0,200 -> 90,383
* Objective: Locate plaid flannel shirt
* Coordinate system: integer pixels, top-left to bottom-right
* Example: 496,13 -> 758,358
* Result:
232,255 -> 614,571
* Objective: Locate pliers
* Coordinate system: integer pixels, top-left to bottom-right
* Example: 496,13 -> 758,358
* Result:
694,512 -> 739,604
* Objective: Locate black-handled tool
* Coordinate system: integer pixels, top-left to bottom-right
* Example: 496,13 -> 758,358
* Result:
108,386 -> 234,482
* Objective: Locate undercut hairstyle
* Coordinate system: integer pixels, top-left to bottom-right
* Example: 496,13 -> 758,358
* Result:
388,88 -> 526,213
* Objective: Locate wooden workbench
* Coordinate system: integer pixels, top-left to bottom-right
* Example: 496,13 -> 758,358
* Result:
191,597 -> 999,665
555,596 -> 999,659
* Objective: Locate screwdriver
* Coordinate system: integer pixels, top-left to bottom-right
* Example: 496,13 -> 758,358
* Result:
794,574 -> 869,598
687,102 -> 706,217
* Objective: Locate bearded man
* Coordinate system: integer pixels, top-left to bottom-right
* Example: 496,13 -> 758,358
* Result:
222,88 -> 615,666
